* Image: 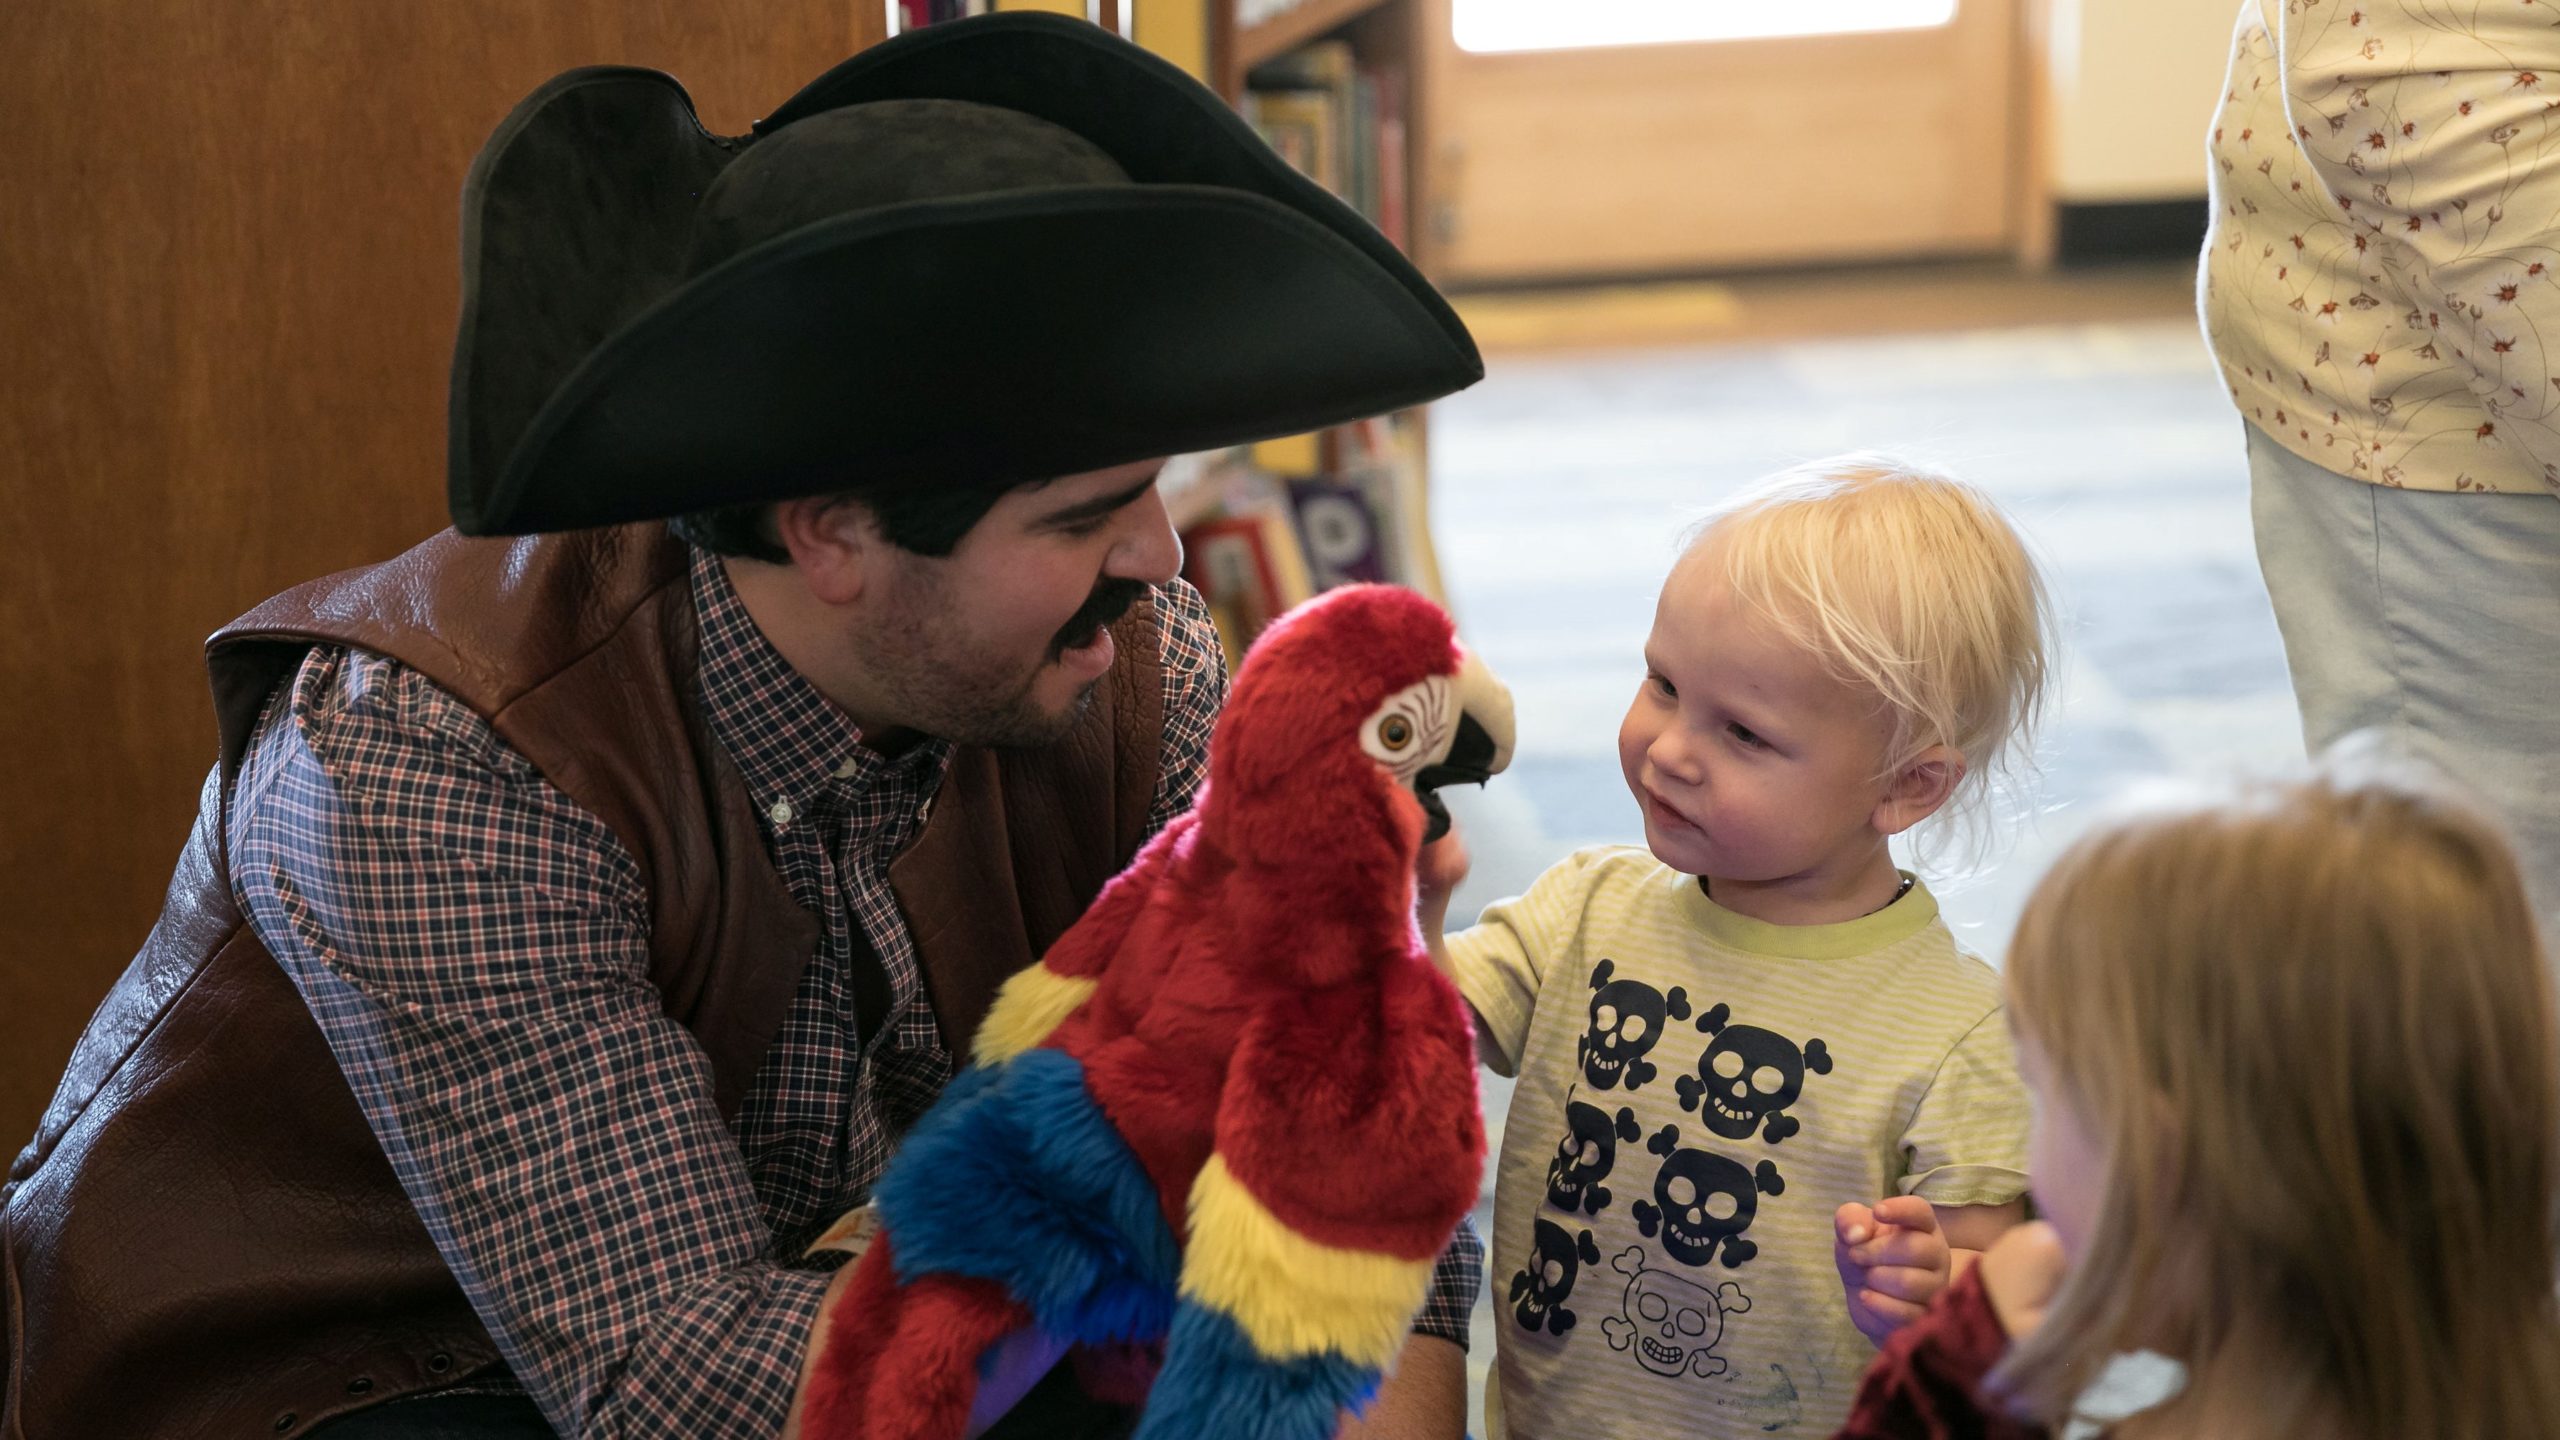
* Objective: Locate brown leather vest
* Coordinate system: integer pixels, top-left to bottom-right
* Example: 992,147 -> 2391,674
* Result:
0,526 -> 1162,1439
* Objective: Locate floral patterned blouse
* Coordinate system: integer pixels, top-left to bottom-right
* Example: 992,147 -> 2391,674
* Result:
2202,0 -> 2560,497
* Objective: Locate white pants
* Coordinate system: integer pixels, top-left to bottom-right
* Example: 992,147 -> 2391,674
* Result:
2248,422 -> 2560,914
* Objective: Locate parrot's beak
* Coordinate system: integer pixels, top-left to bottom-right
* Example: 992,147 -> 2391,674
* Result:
1413,647 -> 1516,843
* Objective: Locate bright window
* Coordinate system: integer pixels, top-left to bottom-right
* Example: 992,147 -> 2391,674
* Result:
1452,0 -> 1958,54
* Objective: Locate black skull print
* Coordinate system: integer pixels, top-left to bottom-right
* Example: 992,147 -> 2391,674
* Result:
1509,1217 -> 1604,1336
1546,1090 -> 1643,1216
1578,959 -> 1690,1092
1676,1002 -> 1832,1144
1628,1123 -> 1784,1269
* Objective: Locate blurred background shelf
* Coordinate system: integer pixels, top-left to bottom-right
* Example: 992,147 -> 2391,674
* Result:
1234,0 -> 1399,72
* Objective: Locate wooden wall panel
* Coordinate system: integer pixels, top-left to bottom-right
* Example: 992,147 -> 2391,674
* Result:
1426,4 -> 2019,283
0,1 -> 888,1148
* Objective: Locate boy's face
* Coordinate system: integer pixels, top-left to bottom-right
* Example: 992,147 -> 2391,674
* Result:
1616,550 -> 1901,893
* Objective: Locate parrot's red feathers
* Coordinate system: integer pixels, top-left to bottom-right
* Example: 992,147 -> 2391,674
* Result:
805,584 -> 1493,1440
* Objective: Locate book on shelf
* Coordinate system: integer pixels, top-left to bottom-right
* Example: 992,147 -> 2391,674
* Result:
1284,415 -> 1438,597
1371,66 -> 1407,250
1176,412 -> 1440,649
1180,490 -> 1317,670
1242,40 -> 1407,250
1244,87 -> 1335,193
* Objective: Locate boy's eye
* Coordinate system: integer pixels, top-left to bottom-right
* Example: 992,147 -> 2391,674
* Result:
1727,722 -> 1766,749
1649,672 -> 1677,700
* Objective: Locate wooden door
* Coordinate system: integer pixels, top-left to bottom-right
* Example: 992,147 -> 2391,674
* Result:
0,0 -> 890,1147
1414,0 -> 2022,283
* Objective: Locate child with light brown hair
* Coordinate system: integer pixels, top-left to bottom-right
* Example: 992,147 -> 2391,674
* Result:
1423,455 -> 2055,1438
1836,749 -> 2560,1440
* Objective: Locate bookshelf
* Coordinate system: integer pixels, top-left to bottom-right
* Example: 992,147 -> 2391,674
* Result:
1231,0 -> 1397,74
1223,0 -> 1451,650
886,0 -> 1453,666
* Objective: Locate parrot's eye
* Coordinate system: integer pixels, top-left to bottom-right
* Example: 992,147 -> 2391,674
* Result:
1378,715 -> 1415,751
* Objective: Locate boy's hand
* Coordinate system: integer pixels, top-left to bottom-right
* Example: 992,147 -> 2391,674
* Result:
1974,1221 -> 2069,1342
1833,1196 -> 1951,1345
1416,826 -> 1471,941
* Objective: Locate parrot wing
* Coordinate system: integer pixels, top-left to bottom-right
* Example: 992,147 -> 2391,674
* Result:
971,811 -> 1194,1067
1136,953 -> 1485,1440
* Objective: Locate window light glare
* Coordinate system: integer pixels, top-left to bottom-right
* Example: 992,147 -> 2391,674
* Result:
1453,0 -> 1961,54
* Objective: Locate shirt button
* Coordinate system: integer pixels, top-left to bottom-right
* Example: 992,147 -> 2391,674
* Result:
835,758 -> 861,780
769,799 -> 795,829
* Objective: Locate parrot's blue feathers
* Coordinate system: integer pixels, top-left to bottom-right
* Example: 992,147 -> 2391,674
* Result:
1134,1301 -> 1381,1440
875,1048 -> 1181,1346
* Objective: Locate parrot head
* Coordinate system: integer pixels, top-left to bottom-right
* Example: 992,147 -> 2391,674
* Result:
1202,584 -> 1515,868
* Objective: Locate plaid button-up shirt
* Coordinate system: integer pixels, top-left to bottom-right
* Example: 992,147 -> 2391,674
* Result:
230,546 -> 1480,1437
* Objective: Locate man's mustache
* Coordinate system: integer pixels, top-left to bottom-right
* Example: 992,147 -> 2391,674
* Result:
1051,579 -> 1149,657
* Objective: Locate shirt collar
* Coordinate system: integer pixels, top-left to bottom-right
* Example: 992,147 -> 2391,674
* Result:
688,545 -> 946,830
1673,868 -> 1940,960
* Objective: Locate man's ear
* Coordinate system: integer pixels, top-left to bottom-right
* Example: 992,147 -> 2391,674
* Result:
1873,744 -> 1964,836
770,495 -> 876,607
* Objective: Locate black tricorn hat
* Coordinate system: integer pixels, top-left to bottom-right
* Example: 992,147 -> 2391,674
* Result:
448,11 -> 1483,535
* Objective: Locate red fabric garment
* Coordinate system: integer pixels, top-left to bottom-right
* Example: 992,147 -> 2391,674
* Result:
1833,1265 -> 2050,1440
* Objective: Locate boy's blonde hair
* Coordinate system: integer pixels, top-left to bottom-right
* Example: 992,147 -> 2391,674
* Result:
1997,751 -> 2560,1438
1691,454 -> 2052,860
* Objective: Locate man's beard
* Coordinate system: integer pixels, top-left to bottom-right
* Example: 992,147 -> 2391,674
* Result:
876,577 -> 1150,751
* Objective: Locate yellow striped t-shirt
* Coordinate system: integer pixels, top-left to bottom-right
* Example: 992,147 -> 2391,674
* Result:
1447,846 -> 2028,1440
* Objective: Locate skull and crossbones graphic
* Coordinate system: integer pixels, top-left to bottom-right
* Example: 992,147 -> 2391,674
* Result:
1629,1122 -> 1785,1269
1675,1002 -> 1831,1144
1546,1091 -> 1641,1216
1508,1217 -> 1603,1336
1577,959 -> 1689,1093
1600,1246 -> 1750,1380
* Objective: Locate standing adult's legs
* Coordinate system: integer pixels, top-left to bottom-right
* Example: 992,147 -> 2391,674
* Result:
2249,422 -> 2560,911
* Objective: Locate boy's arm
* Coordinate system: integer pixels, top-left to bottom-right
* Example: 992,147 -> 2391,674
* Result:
1416,830 -> 1510,1070
1839,1004 -> 2035,1344
1414,830 -> 1467,979
1939,1198 -> 2029,1275
1419,828 -> 1599,1077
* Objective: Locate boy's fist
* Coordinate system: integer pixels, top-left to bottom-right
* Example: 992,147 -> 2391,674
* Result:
1416,826 -> 1471,932
1833,1195 -> 1951,1346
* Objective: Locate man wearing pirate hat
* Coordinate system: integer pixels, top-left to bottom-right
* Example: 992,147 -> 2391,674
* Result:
1,14 -> 1483,1438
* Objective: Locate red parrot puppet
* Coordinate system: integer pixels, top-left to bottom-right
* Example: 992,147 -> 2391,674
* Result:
800,582 -> 1512,1440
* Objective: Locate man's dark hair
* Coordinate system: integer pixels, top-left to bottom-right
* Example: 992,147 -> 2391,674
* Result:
670,474 -> 1032,562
